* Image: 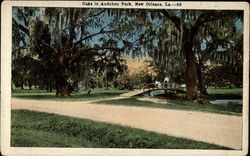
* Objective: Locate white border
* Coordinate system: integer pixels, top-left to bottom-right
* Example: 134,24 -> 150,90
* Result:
1,1 -> 249,156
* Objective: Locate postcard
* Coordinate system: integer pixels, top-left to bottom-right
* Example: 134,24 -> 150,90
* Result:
1,1 -> 249,156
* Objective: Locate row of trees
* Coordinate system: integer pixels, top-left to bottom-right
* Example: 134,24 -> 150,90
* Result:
12,8 -> 137,96
139,10 -> 243,99
12,7 -> 243,100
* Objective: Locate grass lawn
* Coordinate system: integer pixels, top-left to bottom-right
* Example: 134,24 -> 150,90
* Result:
11,110 -> 230,149
207,87 -> 243,99
96,97 -> 242,116
207,87 -> 242,95
12,87 -> 129,101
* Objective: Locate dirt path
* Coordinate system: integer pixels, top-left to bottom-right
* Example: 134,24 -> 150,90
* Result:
119,89 -> 145,97
11,98 -> 242,149
137,97 -> 169,104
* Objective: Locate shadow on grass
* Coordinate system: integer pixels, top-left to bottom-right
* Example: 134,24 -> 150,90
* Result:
153,94 -> 242,112
97,97 -> 242,116
208,94 -> 242,100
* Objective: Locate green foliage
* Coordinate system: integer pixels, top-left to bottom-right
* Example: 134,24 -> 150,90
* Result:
12,7 -> 243,98
144,10 -> 243,99
31,19 -> 56,91
11,110 -> 229,149
12,7 -> 141,96
206,65 -> 243,88
113,72 -> 133,90
12,54 -> 40,89
114,67 -> 154,90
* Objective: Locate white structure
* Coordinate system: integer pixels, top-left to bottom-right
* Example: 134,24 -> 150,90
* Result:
155,80 -> 161,88
164,76 -> 170,83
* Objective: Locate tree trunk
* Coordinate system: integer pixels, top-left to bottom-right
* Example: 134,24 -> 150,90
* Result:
21,83 -> 24,90
55,55 -> 70,97
106,81 -> 109,90
56,75 -> 70,97
46,85 -> 49,92
184,35 -> 198,100
49,84 -> 53,92
56,84 -> 70,97
196,62 -> 208,98
54,9 -> 71,97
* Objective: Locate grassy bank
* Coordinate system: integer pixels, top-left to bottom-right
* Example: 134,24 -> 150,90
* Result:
207,87 -> 242,95
12,88 -> 128,101
207,87 -> 242,99
11,110 -> 229,149
96,97 -> 242,116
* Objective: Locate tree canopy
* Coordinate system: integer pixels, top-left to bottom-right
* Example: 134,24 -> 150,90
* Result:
12,7 -> 243,99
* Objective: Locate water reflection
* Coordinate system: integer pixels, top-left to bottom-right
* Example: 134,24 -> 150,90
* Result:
209,99 -> 242,106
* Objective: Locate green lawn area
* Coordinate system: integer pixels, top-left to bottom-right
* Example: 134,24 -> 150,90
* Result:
207,87 -> 243,99
11,110 -> 230,149
96,97 -> 242,116
12,87 -> 129,101
207,87 -> 242,95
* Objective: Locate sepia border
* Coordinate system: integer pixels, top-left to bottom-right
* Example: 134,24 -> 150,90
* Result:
1,1 -> 249,156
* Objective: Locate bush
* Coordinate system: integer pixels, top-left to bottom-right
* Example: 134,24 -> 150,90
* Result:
114,69 -> 154,90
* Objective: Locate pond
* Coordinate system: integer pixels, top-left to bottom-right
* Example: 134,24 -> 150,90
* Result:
139,90 -> 164,96
138,91 -> 243,107
209,99 -> 242,106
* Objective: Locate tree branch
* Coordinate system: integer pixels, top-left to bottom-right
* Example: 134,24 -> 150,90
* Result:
17,8 -> 28,26
76,9 -> 106,25
12,18 -> 30,37
37,38 -> 58,53
192,11 -> 236,36
74,27 -> 110,46
161,10 -> 181,31
70,27 -> 120,53
69,46 -> 125,64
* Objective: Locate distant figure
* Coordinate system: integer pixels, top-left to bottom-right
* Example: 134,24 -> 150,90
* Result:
181,84 -> 186,88
155,80 -> 161,88
164,77 -> 169,83
164,76 -> 170,88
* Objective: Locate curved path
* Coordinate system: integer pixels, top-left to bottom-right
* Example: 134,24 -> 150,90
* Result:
11,98 -> 242,149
